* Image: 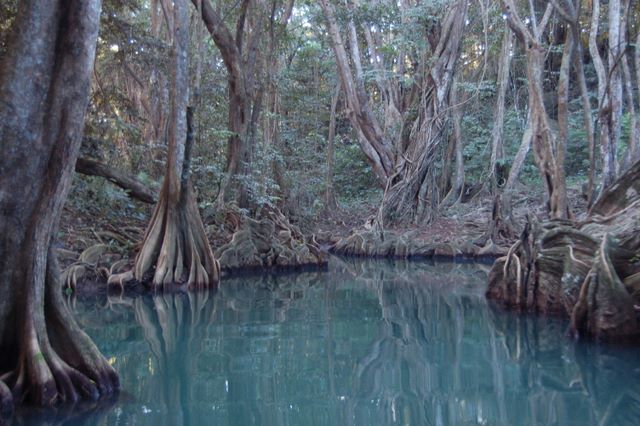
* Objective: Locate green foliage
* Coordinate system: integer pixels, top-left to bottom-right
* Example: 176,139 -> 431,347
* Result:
67,174 -> 149,221
0,0 -> 16,59
333,137 -> 380,205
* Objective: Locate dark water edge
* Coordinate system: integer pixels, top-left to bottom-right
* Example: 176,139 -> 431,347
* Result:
14,257 -> 640,426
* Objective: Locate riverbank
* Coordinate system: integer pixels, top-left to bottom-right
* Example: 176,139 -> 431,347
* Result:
57,180 -> 586,290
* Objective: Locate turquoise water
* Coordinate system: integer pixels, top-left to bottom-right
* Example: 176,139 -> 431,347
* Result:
19,258 -> 640,425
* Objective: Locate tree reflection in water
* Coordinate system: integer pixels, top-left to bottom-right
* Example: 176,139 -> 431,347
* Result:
37,258 -> 640,425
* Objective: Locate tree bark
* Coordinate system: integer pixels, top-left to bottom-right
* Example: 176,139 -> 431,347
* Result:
620,0 -> 638,167
441,78 -> 465,206
575,37 -> 596,205
556,27 -> 573,217
319,0 -> 393,183
194,0 -> 275,209
551,0 -> 597,206
0,0 -> 118,414
193,0 -> 251,206
75,157 -> 156,204
589,0 -> 620,192
321,0 -> 469,225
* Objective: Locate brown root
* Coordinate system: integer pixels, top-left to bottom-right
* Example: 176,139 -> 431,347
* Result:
215,207 -> 326,271
570,236 -> 639,341
332,228 -> 489,259
487,160 -> 640,341
571,237 -> 640,340
134,186 -> 219,289
0,249 -> 119,410
476,193 -> 516,249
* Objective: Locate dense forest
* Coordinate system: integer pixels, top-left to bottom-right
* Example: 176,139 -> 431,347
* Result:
1,0 -> 640,421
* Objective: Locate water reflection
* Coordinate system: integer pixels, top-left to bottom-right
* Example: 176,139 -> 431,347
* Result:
21,258 -> 640,425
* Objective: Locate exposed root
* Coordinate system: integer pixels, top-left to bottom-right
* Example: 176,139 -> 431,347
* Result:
215,207 -> 326,271
487,160 -> 640,341
332,228 -> 493,259
134,186 -> 219,288
61,244 -> 119,292
570,236 -> 638,341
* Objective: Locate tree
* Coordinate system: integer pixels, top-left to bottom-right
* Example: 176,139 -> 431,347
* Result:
0,0 -> 118,415
489,25 -> 513,195
501,0 -> 570,220
193,0 -> 266,207
589,0 -> 624,193
487,159 -> 640,341
551,0 -> 597,205
320,0 -> 469,224
131,0 -> 219,288
325,82 -> 341,210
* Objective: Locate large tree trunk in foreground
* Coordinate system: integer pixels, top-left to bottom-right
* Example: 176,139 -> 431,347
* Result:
0,0 -> 118,416
487,159 -> 640,342
131,0 -> 219,289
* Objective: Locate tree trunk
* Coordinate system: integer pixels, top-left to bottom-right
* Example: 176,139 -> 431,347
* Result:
319,0 -> 393,183
502,0 -> 569,219
556,28 -> 573,218
132,0 -> 219,289
551,0 -> 597,206
605,0 -> 623,187
441,78 -> 465,206
0,0 -> 118,414
325,82 -> 341,210
574,39 -> 597,205
193,0 -> 252,206
490,25 -> 513,194
589,0 -> 618,192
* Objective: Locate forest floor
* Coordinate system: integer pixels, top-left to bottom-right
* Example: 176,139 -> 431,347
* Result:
314,182 -> 587,256
57,180 -> 588,288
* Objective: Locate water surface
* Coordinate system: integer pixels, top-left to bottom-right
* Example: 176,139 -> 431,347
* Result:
21,258 -> 640,425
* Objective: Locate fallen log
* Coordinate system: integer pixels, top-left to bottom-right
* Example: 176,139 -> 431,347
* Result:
75,157 -> 156,203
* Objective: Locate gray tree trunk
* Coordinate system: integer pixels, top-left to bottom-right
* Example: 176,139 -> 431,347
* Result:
0,0 -> 118,414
